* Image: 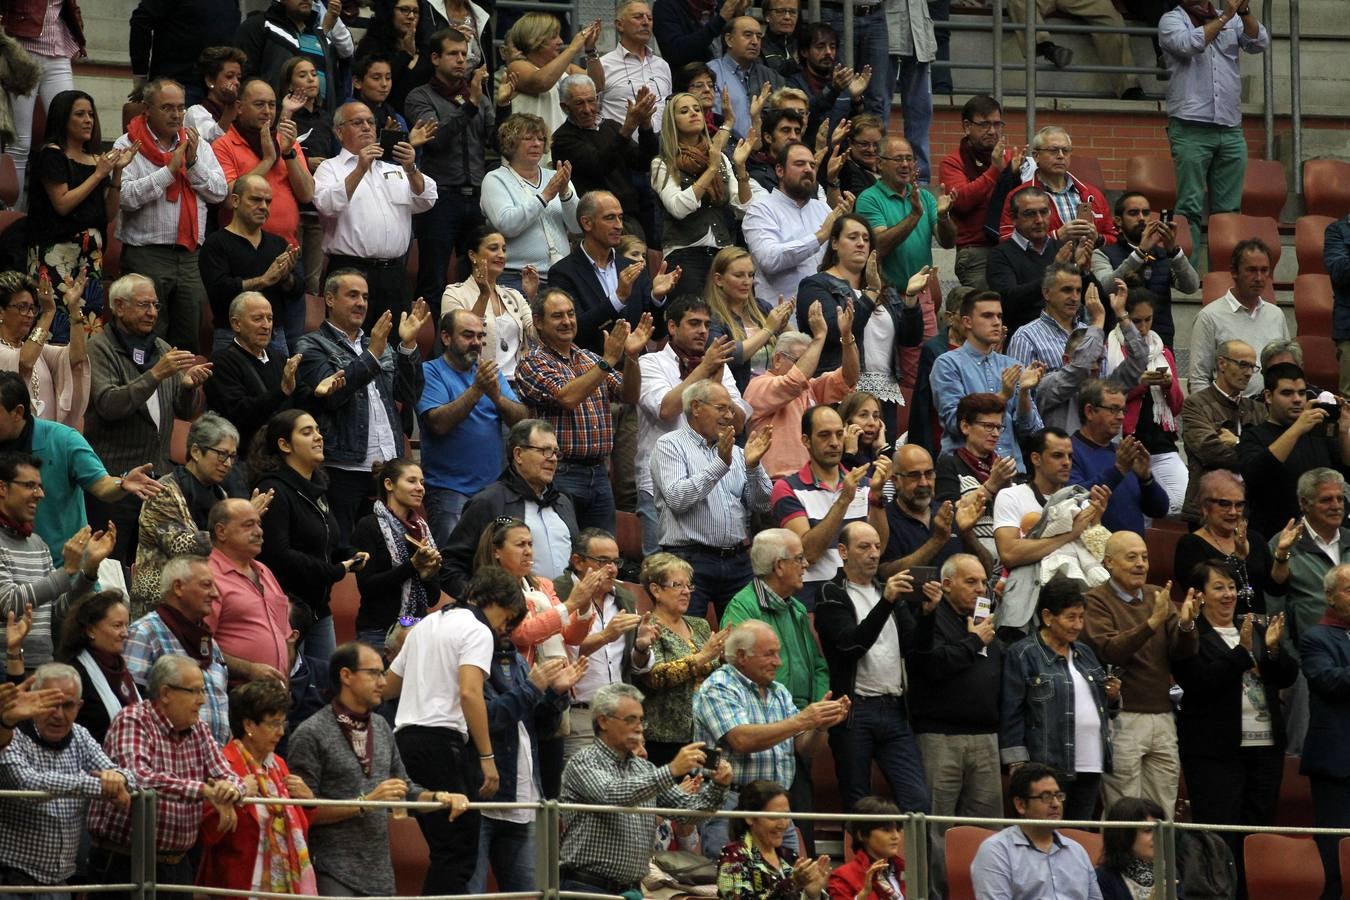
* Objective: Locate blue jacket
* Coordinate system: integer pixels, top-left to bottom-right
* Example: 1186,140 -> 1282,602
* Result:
1000,629 -> 1113,777
295,320 -> 424,467
483,637 -> 569,802
1300,621 -> 1350,779
1325,216 -> 1350,341
1068,430 -> 1170,535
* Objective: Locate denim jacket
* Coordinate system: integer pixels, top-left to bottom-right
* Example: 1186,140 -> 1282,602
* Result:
295,321 -> 424,467
1000,629 -> 1113,776
484,638 -> 569,802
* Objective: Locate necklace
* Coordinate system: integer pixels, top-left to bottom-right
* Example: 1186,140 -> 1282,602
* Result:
0,334 -> 42,407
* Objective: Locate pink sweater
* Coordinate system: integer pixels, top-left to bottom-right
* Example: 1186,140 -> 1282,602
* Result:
744,366 -> 852,479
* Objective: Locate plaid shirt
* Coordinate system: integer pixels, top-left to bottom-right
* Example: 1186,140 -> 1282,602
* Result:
88,700 -> 240,853
515,343 -> 621,460
124,611 -> 231,745
693,664 -> 798,787
559,739 -> 725,885
0,724 -> 133,883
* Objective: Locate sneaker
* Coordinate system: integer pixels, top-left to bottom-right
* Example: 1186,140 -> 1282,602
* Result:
1120,86 -> 1145,100
1037,41 -> 1073,69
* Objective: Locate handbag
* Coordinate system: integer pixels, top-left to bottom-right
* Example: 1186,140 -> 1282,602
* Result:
652,851 -> 718,886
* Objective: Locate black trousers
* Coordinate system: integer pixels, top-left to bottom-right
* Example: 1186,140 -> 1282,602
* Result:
1183,746 -> 1283,899
395,724 -> 482,896
1309,774 -> 1350,900
325,254 -> 410,329
323,466 -> 374,548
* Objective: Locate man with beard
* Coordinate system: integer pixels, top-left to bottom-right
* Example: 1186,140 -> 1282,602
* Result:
198,175 -> 301,355
743,142 -> 844,309
1189,239 -> 1290,397
708,16 -> 784,140
1090,192 -> 1199,349
855,136 -> 956,292
1179,339 -> 1266,522
878,445 -> 991,577
938,96 -> 1019,290
786,24 -> 868,152
418,309 -> 528,543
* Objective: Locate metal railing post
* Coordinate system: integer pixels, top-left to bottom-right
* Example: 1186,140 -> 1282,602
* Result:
1290,0 -> 1302,197
842,3 -> 855,70
992,0 -> 1004,104
1161,819 -> 1178,900
901,813 -> 922,900
129,791 -> 148,900
1261,0 -> 1274,160
141,790 -> 158,900
1024,6 -> 1037,141
537,800 -> 560,900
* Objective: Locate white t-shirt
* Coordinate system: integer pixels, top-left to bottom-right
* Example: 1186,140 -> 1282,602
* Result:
569,590 -> 626,704
391,607 -> 494,736
992,483 -> 1044,534
1068,650 -> 1103,773
863,302 -> 896,376
845,580 -> 904,696
1212,624 -> 1274,747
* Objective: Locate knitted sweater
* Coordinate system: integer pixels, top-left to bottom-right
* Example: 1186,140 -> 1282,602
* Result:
1083,580 -> 1198,713
0,526 -> 96,665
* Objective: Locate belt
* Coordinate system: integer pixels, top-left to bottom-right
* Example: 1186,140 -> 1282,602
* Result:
563,455 -> 606,467
822,0 -> 882,12
93,840 -> 186,866
572,701 -> 591,709
328,253 -> 403,269
855,693 -> 905,702
663,543 -> 749,559
559,867 -> 636,894
453,185 -> 479,196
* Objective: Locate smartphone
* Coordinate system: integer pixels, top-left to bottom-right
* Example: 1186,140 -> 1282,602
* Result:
702,746 -> 722,772
1160,208 -> 1175,225
378,127 -> 407,160
973,595 -> 993,623
1075,201 -> 1094,222
1154,365 -> 1169,374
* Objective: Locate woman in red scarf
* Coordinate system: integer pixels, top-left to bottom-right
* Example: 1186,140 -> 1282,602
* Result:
58,590 -> 141,745
198,679 -> 318,899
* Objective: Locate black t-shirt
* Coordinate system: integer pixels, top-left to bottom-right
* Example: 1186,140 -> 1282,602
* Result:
1238,419 -> 1346,539
27,146 -> 108,246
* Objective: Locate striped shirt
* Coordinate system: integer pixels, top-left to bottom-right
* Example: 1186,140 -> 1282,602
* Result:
124,611 -> 231,746
22,0 -> 79,59
1007,311 -> 1080,373
516,343 -> 621,460
0,724 -> 132,883
650,423 -> 772,548
113,130 -> 228,248
770,463 -> 872,586
0,526 -> 96,666
693,663 -> 798,786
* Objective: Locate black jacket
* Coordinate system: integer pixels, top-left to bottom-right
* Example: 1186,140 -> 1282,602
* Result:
814,568 -> 922,703
130,0 -> 240,85
254,466 -> 351,618
906,332 -> 949,454
986,236 -> 1066,340
1173,615 -> 1298,759
235,2 -> 343,111
205,342 -> 314,456
442,465 -> 580,598
68,653 -> 140,746
652,0 -> 723,69
795,274 -> 923,378
547,246 -> 661,354
907,599 -> 1003,734
351,513 -> 452,634
551,120 -> 659,222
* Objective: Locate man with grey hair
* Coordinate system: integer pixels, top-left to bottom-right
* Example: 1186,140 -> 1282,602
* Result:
744,302 -> 858,479
560,681 -> 731,894
90,653 -> 246,897
987,187 -> 1084,341
650,377 -> 770,617
1179,338 -> 1265,523
1261,338 -> 1306,375
85,273 -> 211,565
552,73 -> 659,240
693,619 -> 849,857
599,0 -> 672,132
0,662 -> 134,895
113,78 -> 228,352
996,126 -> 1118,243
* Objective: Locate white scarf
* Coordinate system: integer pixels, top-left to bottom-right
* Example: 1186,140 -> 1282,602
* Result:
1106,325 -> 1175,432
78,649 -> 128,725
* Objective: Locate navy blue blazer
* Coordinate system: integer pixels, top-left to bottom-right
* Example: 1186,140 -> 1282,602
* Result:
546,247 -> 661,355
1300,622 -> 1350,779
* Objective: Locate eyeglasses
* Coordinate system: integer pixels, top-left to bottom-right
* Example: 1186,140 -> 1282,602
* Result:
967,119 -> 1005,130
610,714 -> 645,727
156,104 -> 187,114
696,400 -> 734,415
521,445 -> 560,460
340,116 -> 377,128
968,420 -> 1005,433
880,154 -> 916,163
394,4 -> 420,13
1091,404 -> 1127,415
850,140 -> 881,150
1219,356 -> 1260,372
350,667 -> 387,679
780,553 -> 808,566
166,684 -> 208,697
204,446 -> 238,462
1027,791 -> 1067,804
660,581 -> 693,592
897,469 -> 936,481
5,304 -> 35,315
581,554 -> 621,567
6,479 -> 42,492
129,300 -> 160,312
1034,146 -> 1072,157
1205,498 -> 1248,511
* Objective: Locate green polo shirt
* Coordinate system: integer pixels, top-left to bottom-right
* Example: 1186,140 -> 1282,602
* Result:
854,180 -> 939,288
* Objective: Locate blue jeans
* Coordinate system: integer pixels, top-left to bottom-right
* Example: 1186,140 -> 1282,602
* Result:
820,7 -> 891,121
299,614 -> 337,678
637,490 -> 661,557
661,544 -> 753,621
413,191 -> 483,309
930,0 -> 953,92
702,787 -> 802,860
423,486 -> 472,550
212,326 -> 288,358
827,695 -> 931,813
468,817 -> 535,893
892,56 -> 934,181
553,459 -> 616,532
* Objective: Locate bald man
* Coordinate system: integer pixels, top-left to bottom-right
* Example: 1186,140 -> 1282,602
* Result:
1083,531 -> 1198,813
881,445 -> 992,579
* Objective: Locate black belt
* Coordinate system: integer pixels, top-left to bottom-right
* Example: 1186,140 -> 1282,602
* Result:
559,868 -> 636,894
821,0 -> 882,12
563,455 -> 606,467
329,253 -> 403,269
664,543 -> 748,559
572,701 -> 591,709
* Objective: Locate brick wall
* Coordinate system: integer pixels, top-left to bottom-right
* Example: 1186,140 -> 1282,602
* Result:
926,107 -> 1350,189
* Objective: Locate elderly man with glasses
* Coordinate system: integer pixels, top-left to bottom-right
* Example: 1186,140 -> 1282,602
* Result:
1178,339 -> 1266,523
997,126 -> 1117,249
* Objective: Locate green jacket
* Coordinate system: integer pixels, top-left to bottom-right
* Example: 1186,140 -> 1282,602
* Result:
1267,525 -> 1350,660
721,578 -> 830,710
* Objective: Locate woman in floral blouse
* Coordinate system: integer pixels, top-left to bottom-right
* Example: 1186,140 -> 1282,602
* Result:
716,780 -> 832,900
631,552 -> 728,767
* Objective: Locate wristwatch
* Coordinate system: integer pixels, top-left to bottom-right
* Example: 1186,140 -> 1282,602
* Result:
596,358 -> 615,374
281,149 -> 297,160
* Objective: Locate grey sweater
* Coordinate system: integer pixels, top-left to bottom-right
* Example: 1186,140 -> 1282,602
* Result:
0,527 -> 96,665
285,706 -> 426,895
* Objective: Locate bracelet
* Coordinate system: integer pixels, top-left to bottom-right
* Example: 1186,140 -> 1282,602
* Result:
281,149 -> 297,160
1275,553 -> 1291,563
480,753 -> 495,760
0,714 -> 15,729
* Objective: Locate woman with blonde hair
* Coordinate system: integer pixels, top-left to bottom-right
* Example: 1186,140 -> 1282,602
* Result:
704,247 -> 794,390
504,13 -> 604,136
652,92 -> 755,298
480,114 -> 579,292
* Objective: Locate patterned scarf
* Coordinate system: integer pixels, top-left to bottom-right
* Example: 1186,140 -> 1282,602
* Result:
954,447 -> 994,484
332,699 -> 374,776
1123,857 -> 1155,888
91,647 -> 139,704
372,499 -> 432,619
0,514 -> 32,538
677,143 -> 725,204
232,740 -> 317,897
671,341 -> 706,378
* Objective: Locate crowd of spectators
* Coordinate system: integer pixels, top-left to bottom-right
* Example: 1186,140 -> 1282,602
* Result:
1,0 -> 1349,897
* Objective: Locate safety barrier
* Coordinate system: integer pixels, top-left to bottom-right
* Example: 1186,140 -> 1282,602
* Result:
18,783 -> 1350,900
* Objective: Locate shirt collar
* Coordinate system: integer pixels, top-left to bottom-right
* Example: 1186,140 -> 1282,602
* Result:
958,339 -> 994,359
1303,516 -> 1340,548
586,245 -> 616,271
1010,229 -> 1050,254
1223,290 -> 1265,317
1109,578 -> 1144,604
233,338 -> 268,363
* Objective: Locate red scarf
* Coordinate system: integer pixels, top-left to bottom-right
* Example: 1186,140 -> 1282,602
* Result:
0,514 -> 32,538
671,341 -> 705,378
958,135 -> 993,183
91,647 -> 139,705
333,699 -> 375,776
954,447 -> 995,484
1318,609 -> 1350,629
157,604 -> 214,667
126,115 -> 201,251
429,74 -> 468,104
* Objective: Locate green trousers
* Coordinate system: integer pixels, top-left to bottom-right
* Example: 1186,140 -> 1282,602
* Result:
1166,116 -> 1249,262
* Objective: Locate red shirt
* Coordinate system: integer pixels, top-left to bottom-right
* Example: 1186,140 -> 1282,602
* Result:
206,548 -> 291,678
938,140 -> 1006,249
212,126 -> 307,246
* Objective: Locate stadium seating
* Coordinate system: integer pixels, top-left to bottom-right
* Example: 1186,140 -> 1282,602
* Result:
1124,156 -> 1178,212
945,825 -> 997,900
1243,833 -> 1323,899
1240,158 -> 1288,221
1295,215 -> 1335,276
1206,213 -> 1281,274
1303,158 -> 1350,218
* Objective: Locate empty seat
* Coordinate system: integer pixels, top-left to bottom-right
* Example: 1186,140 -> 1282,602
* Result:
1276,754 -> 1314,827
1125,155 -> 1178,211
1243,834 -> 1323,899
330,573 -> 359,644
1303,158 -> 1350,218
1206,213 -> 1281,274
615,509 -> 642,561
1241,158 -> 1288,220
1061,827 -> 1103,863
1171,213 -> 1195,261
1296,215 -> 1336,276
1145,525 -> 1181,599
1300,337 -> 1339,393
1294,273 -> 1334,336
0,155 -> 17,208
389,814 -> 431,897
945,825 -> 997,900
1074,154 -> 1108,192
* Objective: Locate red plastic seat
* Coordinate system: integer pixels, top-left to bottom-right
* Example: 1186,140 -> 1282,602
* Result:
0,155 -> 18,208
1294,273 -> 1334,336
1276,754 -> 1314,827
1240,158 -> 1288,220
389,814 -> 431,896
1124,155 -> 1178,211
1301,337 -> 1339,393
1303,158 -> 1350,218
1073,154 -> 1109,193
945,825 -> 997,900
615,510 -> 642,561
1061,827 -> 1103,864
1243,833 -> 1323,899
1296,215 -> 1335,276
1171,213 -> 1195,260
1206,213 -> 1282,274
122,101 -> 146,132
330,573 -> 359,644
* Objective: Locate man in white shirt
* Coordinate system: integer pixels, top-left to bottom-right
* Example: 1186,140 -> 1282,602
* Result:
385,567 -> 525,895
312,100 -> 437,328
599,0 -> 672,133
114,79 -> 228,353
637,295 -> 747,554
743,142 -> 845,308
1188,238 -> 1290,397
